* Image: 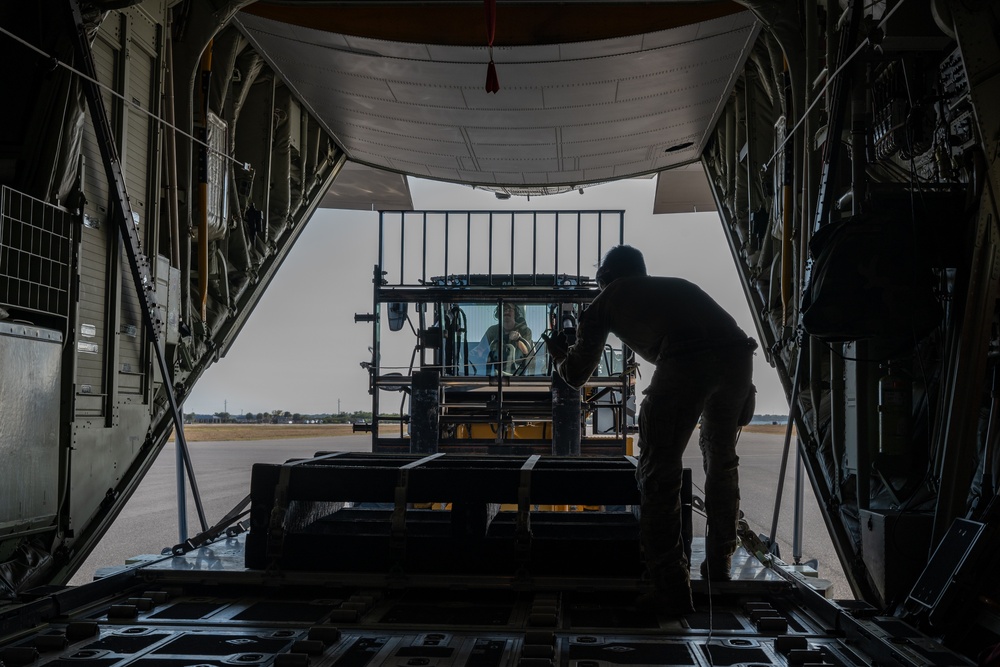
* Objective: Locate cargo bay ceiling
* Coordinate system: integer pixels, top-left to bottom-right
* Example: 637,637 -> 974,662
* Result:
236,1 -> 759,196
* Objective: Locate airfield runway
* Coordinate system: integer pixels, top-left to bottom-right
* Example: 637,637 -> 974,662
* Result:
70,431 -> 850,598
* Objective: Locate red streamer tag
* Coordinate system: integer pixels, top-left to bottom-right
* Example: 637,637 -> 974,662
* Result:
485,60 -> 499,94
484,0 -> 496,45
484,0 -> 499,93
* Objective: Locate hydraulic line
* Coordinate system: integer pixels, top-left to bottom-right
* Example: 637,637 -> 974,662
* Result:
162,22 -> 189,541
793,422 -> 805,563
163,21 -> 180,270
780,57 -> 794,327
769,343 -> 803,548
198,41 -> 212,322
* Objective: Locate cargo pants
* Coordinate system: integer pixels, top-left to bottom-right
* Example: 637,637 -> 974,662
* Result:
635,340 -> 755,592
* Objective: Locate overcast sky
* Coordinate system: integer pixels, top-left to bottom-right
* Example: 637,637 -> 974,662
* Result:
186,177 -> 788,417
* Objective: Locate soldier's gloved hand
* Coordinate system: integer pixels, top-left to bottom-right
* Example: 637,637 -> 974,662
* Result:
543,331 -> 570,362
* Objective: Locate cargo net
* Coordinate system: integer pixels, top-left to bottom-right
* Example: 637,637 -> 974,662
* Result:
0,186 -> 74,321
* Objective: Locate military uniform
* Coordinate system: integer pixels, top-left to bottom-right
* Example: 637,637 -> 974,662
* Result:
555,275 -> 755,603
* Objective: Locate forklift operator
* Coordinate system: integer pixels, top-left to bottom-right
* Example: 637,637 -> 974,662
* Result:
472,302 -> 533,375
547,245 -> 756,615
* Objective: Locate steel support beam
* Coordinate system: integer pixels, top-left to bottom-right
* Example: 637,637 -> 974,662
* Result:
811,0 -> 861,233
68,0 -> 207,533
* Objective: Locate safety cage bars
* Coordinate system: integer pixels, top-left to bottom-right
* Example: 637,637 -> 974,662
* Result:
377,210 -> 625,290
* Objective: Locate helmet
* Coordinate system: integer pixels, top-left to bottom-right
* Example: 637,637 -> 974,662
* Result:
596,245 -> 647,288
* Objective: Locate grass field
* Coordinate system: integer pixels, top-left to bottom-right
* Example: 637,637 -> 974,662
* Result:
172,421 -> 789,442
170,423 -> 356,441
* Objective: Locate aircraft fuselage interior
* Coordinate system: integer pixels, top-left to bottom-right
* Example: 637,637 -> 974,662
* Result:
1,1 -> 999,664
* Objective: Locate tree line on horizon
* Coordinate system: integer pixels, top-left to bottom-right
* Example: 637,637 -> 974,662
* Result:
184,410 -> 394,424
751,413 -> 789,423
